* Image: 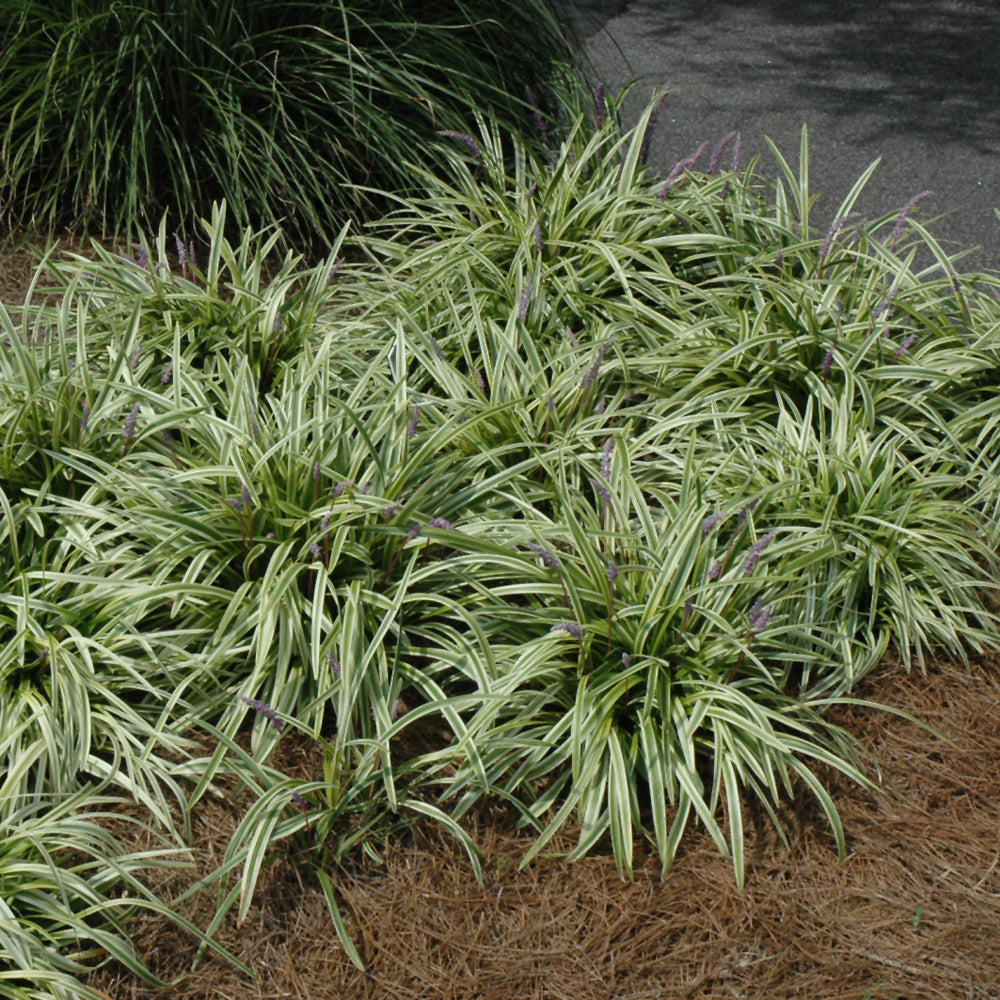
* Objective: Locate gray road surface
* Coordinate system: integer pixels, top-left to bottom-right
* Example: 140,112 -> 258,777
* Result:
558,0 -> 1000,274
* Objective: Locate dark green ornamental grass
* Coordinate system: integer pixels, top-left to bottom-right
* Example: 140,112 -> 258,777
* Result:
0,0 -> 578,249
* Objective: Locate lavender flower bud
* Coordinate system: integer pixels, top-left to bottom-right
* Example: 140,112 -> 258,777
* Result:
239,695 -> 284,733
595,84 -> 607,128
80,400 -> 90,434
128,344 -> 141,370
551,621 -> 583,638
708,560 -> 722,581
437,130 -> 483,160
607,559 -> 619,585
188,242 -> 197,269
737,499 -> 759,526
527,542 -> 560,569
518,279 -> 531,323
313,461 -> 322,481
818,213 -> 862,274
534,222 -> 544,255
893,333 -> 917,360
327,258 -> 343,284
131,243 -> 150,269
639,87 -> 671,162
582,338 -> 614,390
291,791 -> 308,809
701,513 -> 724,535
428,517 -> 453,530
227,497 -> 244,513
742,530 -> 777,576
175,233 -> 187,267
240,481 -> 252,508
326,653 -> 342,678
320,513 -> 331,532
707,131 -> 738,174
161,362 -> 173,385
430,336 -> 446,360
590,477 -> 612,506
600,438 -> 614,480
406,406 -> 420,438
564,327 -> 580,348
890,190 -> 933,249
822,349 -> 835,376
622,652 -> 632,668
334,479 -> 353,498
546,393 -> 556,415
748,599 -> 773,633
310,542 -> 322,561
123,403 -> 140,443
406,523 -> 422,541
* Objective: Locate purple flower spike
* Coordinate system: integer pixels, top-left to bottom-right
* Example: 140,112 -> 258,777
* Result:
334,479 -> 353,498
822,349 -> 835,377
406,523 -> 423,541
527,542 -> 560,569
80,400 -> 91,434
600,438 -> 614,480
893,333 -> 917,360
406,406 -> 420,438
748,598 -> 774,633
818,212 -> 862,275
175,233 -> 187,267
551,621 -> 583,638
890,190 -> 933,249
327,258 -> 343,284
291,790 -> 308,809
310,542 -> 322,561
326,652 -> 342,679
123,403 -> 140,443
702,512 -> 724,535
707,131 -> 738,174
534,222 -> 544,255
240,695 -> 285,733
708,560 -> 722,581
437,130 -> 483,160
622,652 -> 632,668
742,530 -> 777,576
240,481 -> 252,508
518,279 -> 531,322
428,517 -> 453,530
639,86 -> 671,162
582,338 -> 615,390
595,84 -> 607,128
737,499 -> 759,526
607,559 -> 619,585
161,362 -> 173,385
591,477 -> 612,506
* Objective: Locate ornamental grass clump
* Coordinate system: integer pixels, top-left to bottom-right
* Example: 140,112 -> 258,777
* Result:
0,0 -> 579,248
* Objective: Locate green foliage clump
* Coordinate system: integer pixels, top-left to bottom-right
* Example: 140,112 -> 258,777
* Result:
0,0 -> 577,248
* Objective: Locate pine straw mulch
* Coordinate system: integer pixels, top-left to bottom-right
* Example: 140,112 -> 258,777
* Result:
76,658 -> 1000,1000
4,236 -> 1000,1000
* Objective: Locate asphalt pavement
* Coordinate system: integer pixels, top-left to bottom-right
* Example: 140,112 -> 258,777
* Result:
557,0 -> 1000,275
